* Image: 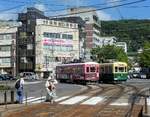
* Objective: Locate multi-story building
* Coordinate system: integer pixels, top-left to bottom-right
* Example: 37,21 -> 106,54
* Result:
35,19 -> 79,77
17,7 -> 79,78
17,7 -> 48,75
68,7 -> 101,60
51,16 -> 86,60
98,36 -> 117,47
116,42 -> 127,53
0,26 -> 17,76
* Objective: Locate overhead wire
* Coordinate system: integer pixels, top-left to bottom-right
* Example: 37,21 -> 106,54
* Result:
48,0 -> 147,18
44,0 -> 130,12
0,0 -> 147,18
0,4 -> 25,13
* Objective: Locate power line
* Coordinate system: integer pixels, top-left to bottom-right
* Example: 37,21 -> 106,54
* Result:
44,0 -> 130,12
0,0 -> 147,18
48,0 -> 147,18
124,5 -> 150,8
0,4 -> 25,13
0,0 -> 29,4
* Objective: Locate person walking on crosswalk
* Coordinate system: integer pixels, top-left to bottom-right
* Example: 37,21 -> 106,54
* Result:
45,73 -> 58,104
15,74 -> 25,104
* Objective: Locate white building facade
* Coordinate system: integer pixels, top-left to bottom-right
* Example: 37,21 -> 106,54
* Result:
68,7 -> 101,60
116,42 -> 127,53
98,36 -> 117,47
35,19 -> 79,76
0,27 -> 17,76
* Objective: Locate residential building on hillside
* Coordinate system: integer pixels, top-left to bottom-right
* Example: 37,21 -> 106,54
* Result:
0,27 -> 17,76
98,36 -> 117,47
68,7 -> 101,60
116,42 -> 127,53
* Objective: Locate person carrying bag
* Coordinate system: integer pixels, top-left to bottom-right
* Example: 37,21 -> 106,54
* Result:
45,74 -> 58,104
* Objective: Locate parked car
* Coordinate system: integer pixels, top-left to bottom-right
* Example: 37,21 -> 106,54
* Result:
132,72 -> 141,78
140,67 -> 150,79
140,72 -> 147,79
20,72 -> 38,80
4,74 -> 16,80
0,74 -> 16,80
0,75 -> 6,80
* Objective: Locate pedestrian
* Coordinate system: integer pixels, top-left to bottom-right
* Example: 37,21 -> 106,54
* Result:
45,74 -> 58,104
15,74 -> 25,104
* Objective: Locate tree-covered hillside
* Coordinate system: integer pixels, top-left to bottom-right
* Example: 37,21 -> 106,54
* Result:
101,20 -> 150,52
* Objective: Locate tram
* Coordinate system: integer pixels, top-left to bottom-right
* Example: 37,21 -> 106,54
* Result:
56,62 -> 99,84
99,62 -> 128,83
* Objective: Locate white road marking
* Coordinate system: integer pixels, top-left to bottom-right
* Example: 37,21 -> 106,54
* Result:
55,96 -> 70,102
110,102 -> 129,106
23,96 -> 46,103
59,96 -> 88,105
23,97 -> 35,101
22,96 -> 70,104
32,99 -> 46,104
147,98 -> 150,105
81,97 -> 104,105
24,81 -> 42,85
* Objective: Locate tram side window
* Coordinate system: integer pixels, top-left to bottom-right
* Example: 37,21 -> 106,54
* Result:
105,66 -> 109,73
101,67 -> 104,73
115,67 -> 118,72
86,67 -> 89,72
90,67 -> 96,72
97,67 -> 99,72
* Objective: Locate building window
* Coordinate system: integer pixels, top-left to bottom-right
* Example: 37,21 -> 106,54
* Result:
43,32 -> 60,39
0,46 -> 11,51
62,34 -> 67,39
62,34 -> 73,40
54,21 -> 57,25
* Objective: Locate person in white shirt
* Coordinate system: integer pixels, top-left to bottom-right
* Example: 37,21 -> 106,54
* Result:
45,74 -> 58,104
15,74 -> 25,104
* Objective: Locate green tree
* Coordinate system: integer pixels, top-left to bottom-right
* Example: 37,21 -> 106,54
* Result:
101,20 -> 150,52
139,41 -> 150,67
91,45 -> 128,63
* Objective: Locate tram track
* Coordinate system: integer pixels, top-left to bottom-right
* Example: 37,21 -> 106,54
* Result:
2,83 -> 143,117
53,84 -> 105,117
76,84 -> 126,117
54,84 -> 125,117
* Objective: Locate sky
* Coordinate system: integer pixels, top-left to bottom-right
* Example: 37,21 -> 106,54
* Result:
0,0 -> 149,21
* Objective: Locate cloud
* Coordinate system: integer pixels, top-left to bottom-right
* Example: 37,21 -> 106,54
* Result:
0,13 -> 17,20
48,10 -> 67,18
105,0 -> 121,6
57,0 -> 86,7
34,4 -> 46,11
96,11 -> 112,20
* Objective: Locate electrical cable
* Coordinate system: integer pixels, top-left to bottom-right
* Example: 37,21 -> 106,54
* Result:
48,0 -> 147,18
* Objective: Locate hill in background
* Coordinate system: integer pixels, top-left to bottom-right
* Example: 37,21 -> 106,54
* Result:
101,20 -> 150,52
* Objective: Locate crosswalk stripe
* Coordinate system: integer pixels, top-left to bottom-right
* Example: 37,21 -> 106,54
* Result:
110,102 -> 129,106
55,96 -> 70,102
59,96 -> 88,105
147,98 -> 150,106
81,97 -> 104,105
22,96 -> 107,106
23,96 -> 46,103
23,97 -> 35,101
32,99 -> 46,104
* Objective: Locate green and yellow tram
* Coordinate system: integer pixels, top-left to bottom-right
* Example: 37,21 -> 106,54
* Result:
99,62 -> 128,83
